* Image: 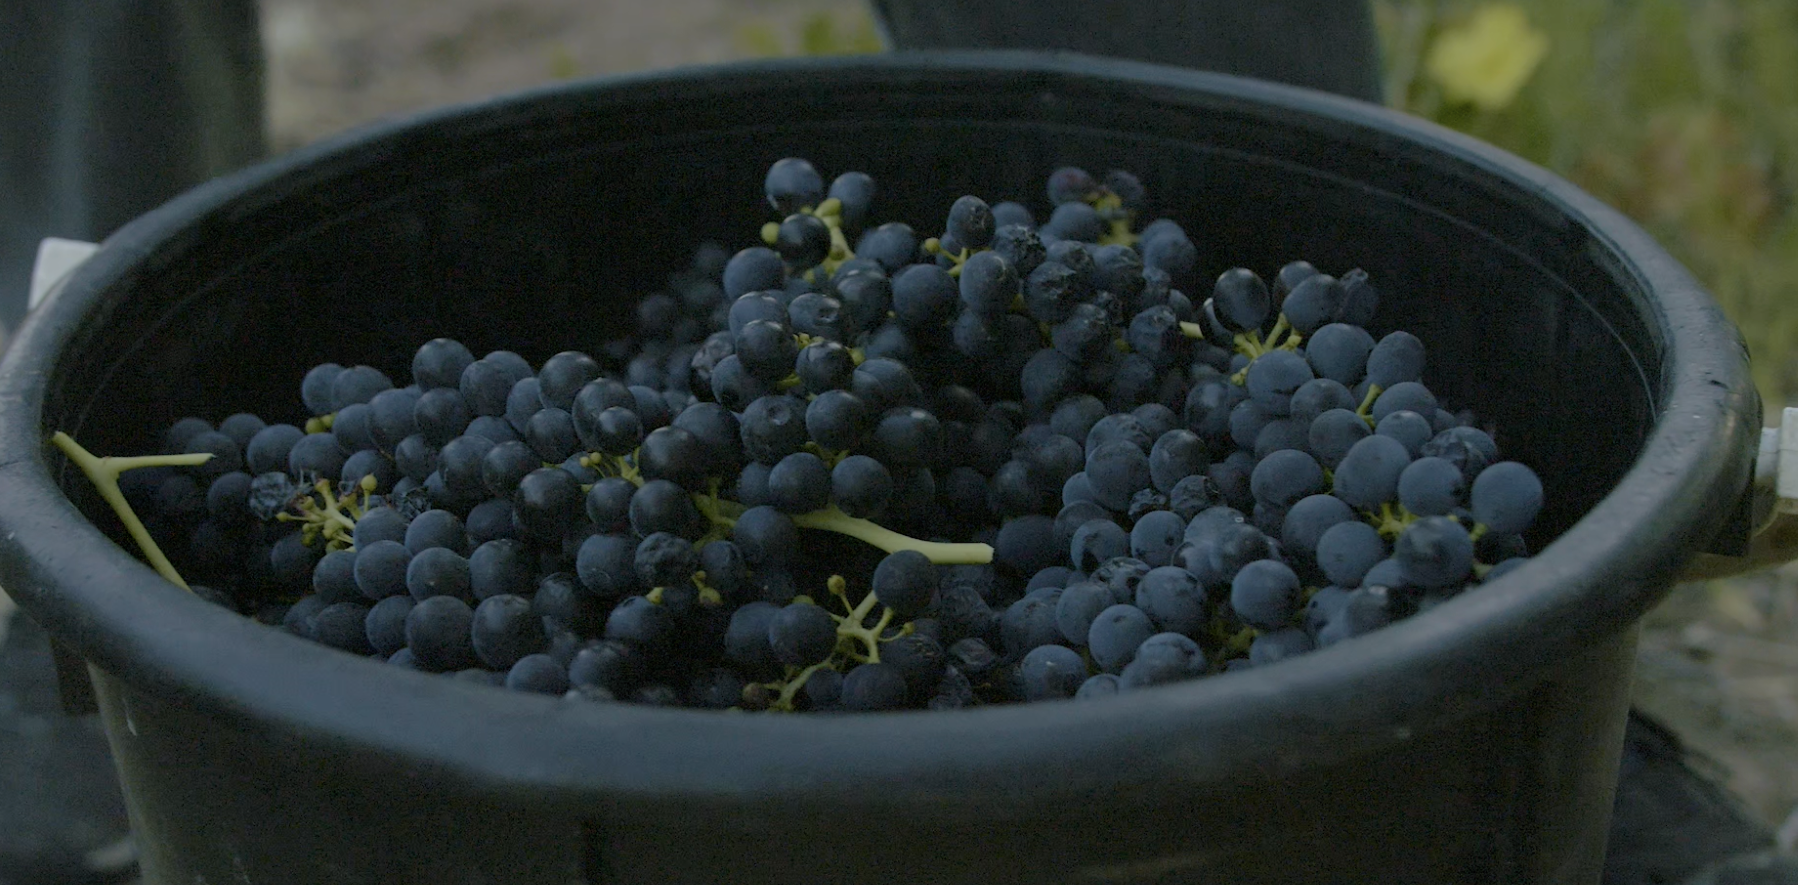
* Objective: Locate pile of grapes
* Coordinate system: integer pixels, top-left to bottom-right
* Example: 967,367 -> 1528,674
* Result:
85,158 -> 1545,712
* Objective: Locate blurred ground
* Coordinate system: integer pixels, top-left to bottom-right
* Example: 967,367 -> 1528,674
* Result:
260,0 -> 875,154
256,0 -> 1798,844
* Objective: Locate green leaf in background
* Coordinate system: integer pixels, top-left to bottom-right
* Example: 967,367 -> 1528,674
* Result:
1379,0 -> 1798,414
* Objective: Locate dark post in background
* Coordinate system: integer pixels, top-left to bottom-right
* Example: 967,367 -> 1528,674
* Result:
0,1 -> 264,879
867,0 -> 1387,104
0,0 -> 266,334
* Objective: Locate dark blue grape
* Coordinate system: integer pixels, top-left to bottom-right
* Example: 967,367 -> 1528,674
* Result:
840,662 -> 909,711
631,532 -> 695,588
1245,350 -> 1314,417
459,357 -> 524,419
855,222 -> 919,273
636,425 -> 707,491
1470,461 -> 1544,535
523,407 -> 579,464
1184,377 -> 1247,445
882,633 -> 948,700
301,364 -> 345,416
438,434 -> 497,503
311,549 -> 361,604
529,352 -> 597,413
288,433 -> 346,480
505,655 -> 570,695
1289,378 -> 1357,424
1024,260 -> 1081,325
627,479 -> 702,539
1134,565 -> 1208,635
724,247 -> 786,300
354,539 -> 412,601
1398,457 -> 1465,517
1051,302 -> 1113,363
575,533 -> 640,600
766,451 -> 830,515
1250,449 -> 1326,511
205,471 -> 252,525
405,595 -> 476,671
1118,632 -> 1207,688
1212,268 -> 1270,332
1129,510 -> 1186,568
1248,627 -> 1316,667
1280,273 -> 1342,335
794,340 -> 856,394
1230,559 -> 1301,629
765,157 -> 824,213
404,508 -> 465,556
1019,644 -> 1087,701
1371,381 -> 1439,425
1280,494 -> 1356,566
1366,331 -> 1426,388
891,263 -> 959,332
1394,516 -> 1474,589
1140,226 -> 1197,279
1019,348 -> 1081,413
470,593 -> 546,670
1332,434 -> 1411,510
1070,518 -> 1129,572
1421,426 -> 1496,484
1083,440 -> 1152,512
721,601 -> 781,673
946,195 -> 995,250
245,424 -> 305,475
1000,589 -> 1065,657
1330,267 -> 1376,324
1307,408 -> 1370,470
468,415 -> 522,445
1046,166 -> 1100,205
406,547 -> 472,602
732,505 -> 797,570
604,595 -> 676,651
825,170 -> 875,232
1075,673 -> 1121,700
1084,604 -> 1154,673
831,454 -> 893,520
803,388 -> 871,452
1053,580 -> 1113,646
773,213 -> 830,268
413,387 -> 472,448
404,339 -> 470,392
871,550 -> 936,619
740,394 -> 810,464
1042,200 -> 1104,242
1305,323 -> 1375,386
1315,586 -> 1397,647
329,365 -> 393,412
1376,409 -> 1434,457
513,466 -> 583,542
364,595 -> 414,655
477,440 -> 537,500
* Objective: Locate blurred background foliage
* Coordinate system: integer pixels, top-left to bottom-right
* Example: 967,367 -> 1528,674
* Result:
1375,0 -> 1798,417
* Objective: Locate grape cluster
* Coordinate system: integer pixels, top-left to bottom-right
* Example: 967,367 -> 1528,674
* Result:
93,158 -> 1546,711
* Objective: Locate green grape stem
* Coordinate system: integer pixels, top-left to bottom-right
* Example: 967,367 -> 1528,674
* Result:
1369,501 -> 1416,540
791,504 -> 994,564
1355,383 -> 1384,426
50,431 -> 208,591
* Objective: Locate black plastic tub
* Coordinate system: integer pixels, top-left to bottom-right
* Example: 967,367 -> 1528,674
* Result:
0,53 -> 1760,884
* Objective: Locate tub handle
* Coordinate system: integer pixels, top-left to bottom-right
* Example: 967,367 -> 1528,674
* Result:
1679,412 -> 1798,582
29,237 -> 99,313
